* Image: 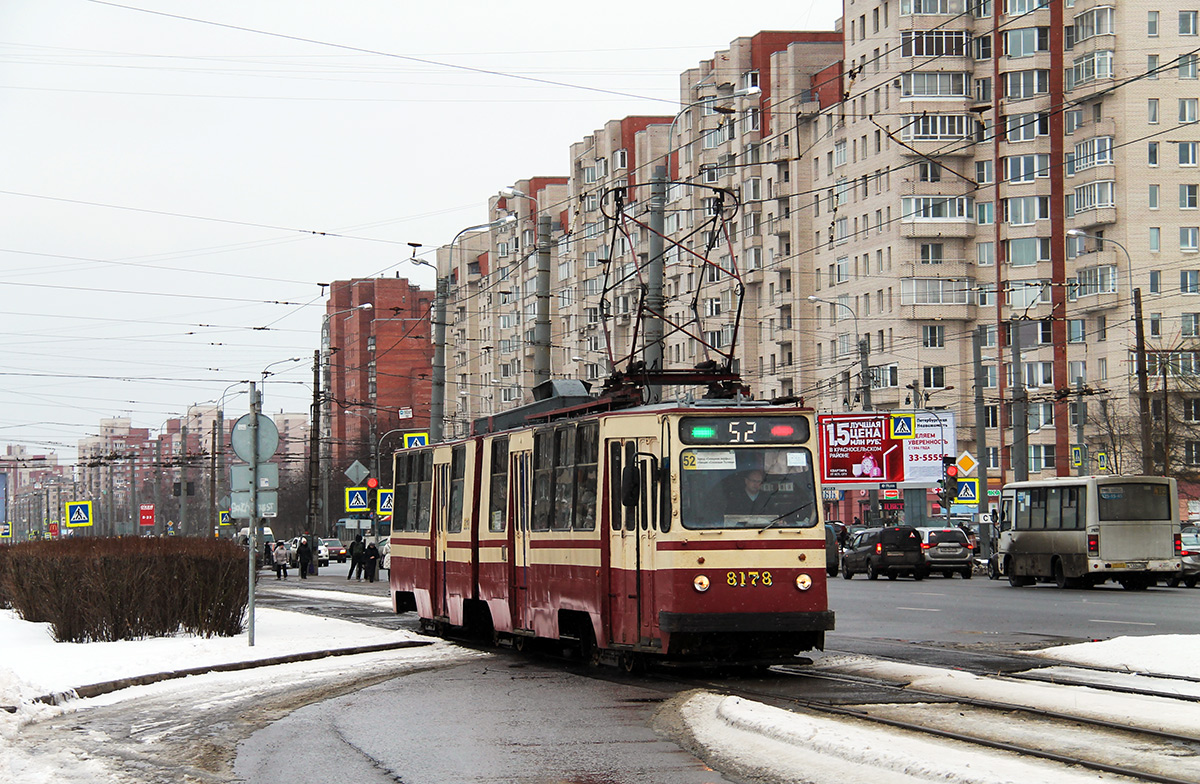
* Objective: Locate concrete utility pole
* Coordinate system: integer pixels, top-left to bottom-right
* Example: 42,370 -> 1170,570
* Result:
180,423 -> 189,536
154,439 -> 161,536
1010,321 -> 1029,482
533,213 -> 553,388
1133,288 -> 1153,474
973,325 -> 990,559
859,334 -> 878,523
309,350 -> 321,534
644,165 -> 667,404
210,420 -> 218,538
431,274 -> 448,442
1075,377 -> 1087,477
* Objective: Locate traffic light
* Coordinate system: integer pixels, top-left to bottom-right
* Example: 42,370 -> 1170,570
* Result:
366,477 -> 379,490
942,456 -> 959,503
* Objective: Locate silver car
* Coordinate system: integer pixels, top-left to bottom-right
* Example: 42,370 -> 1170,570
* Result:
915,526 -> 973,579
1171,530 -> 1200,588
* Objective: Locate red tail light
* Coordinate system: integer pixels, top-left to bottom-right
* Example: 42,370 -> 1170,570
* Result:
876,542 -> 882,554
1182,549 -> 1196,557
921,542 -> 931,550
1176,534 -> 1183,557
1087,533 -> 1099,556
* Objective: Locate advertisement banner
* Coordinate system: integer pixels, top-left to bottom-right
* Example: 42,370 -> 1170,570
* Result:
139,503 -> 155,527
817,414 -> 906,484
902,411 -> 957,484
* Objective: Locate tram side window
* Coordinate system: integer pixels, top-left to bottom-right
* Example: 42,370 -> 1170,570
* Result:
393,454 -> 410,531
448,445 -> 466,534
608,441 -> 622,531
552,426 -> 575,531
532,431 -> 553,531
625,441 -> 638,531
489,438 -> 508,532
416,451 -> 433,532
574,422 -> 598,531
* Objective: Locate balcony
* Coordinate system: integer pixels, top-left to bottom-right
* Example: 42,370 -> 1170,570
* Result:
896,138 -> 977,158
1071,291 -> 1120,314
899,259 -> 973,279
902,302 -> 977,321
900,220 -> 976,239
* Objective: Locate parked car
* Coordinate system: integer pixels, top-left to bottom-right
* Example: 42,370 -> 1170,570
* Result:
1169,530 -> 1200,588
915,526 -> 973,579
323,538 -> 348,563
841,526 -> 924,580
288,536 -> 329,568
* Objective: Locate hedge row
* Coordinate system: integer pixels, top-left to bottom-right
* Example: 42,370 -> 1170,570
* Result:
0,537 -> 252,642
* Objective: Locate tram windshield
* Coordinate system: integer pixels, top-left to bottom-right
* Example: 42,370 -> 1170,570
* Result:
679,446 -> 819,530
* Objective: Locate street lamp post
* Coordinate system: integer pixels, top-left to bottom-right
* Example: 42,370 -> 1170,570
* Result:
321,303 -> 373,535
1065,230 -> 1151,474
421,215 -> 515,443
666,86 -> 761,171
809,295 -> 877,522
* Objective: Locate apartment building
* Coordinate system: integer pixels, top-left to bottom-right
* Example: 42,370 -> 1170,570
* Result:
434,12 -> 1200,517
324,277 -> 433,480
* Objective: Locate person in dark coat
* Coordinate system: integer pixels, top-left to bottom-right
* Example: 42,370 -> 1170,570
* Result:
347,534 -> 365,581
296,537 -> 313,579
363,541 -> 379,583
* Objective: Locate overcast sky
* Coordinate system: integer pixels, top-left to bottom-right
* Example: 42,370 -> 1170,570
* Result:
0,0 -> 843,461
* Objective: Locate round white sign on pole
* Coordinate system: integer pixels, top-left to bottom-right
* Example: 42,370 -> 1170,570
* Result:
231,413 -> 280,462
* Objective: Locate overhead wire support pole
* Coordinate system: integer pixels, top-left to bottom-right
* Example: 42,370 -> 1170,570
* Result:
645,166 -> 667,404
534,213 -> 552,388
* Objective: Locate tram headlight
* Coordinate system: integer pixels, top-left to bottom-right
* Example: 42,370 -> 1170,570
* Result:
795,574 -> 813,591
693,575 -> 710,592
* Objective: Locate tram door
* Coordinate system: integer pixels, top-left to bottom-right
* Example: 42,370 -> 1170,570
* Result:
431,460 -> 450,620
607,439 -> 659,647
508,449 -> 533,632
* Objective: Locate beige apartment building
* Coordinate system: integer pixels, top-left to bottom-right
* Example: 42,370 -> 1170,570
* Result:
439,11 -> 1200,515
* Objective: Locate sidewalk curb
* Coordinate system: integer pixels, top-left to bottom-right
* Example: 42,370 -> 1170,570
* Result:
33,639 -> 432,706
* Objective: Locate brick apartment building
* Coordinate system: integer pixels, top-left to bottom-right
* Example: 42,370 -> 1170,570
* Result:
430,11 -> 1200,522
323,277 -> 434,497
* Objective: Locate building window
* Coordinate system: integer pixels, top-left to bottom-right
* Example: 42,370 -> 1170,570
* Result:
1149,55 -> 1160,79
920,243 -> 945,263
1183,10 -> 1199,35
1151,270 -> 1161,293
977,241 -> 995,266
901,71 -> 970,98
1183,269 -> 1200,292
1029,445 -> 1057,472
1184,229 -> 1200,252
923,324 -> 946,347
1150,184 -> 1160,208
1150,142 -> 1160,166
1181,142 -> 1199,166
1184,313 -> 1200,337
1151,227 -> 1161,252
923,365 -> 946,389
1183,98 -> 1200,123
1068,319 -> 1086,342
1149,10 -> 1160,36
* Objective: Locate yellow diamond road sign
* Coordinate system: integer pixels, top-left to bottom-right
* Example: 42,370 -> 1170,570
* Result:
956,451 -> 977,477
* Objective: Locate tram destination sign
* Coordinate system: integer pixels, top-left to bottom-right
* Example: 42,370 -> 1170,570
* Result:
679,416 -> 810,445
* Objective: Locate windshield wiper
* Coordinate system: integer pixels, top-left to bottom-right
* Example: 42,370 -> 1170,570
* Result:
758,500 -> 814,534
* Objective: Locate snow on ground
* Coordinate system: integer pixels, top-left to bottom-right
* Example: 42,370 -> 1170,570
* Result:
2,588 -> 1197,783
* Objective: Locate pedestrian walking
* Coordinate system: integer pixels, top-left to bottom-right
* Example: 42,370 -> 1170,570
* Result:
347,534 -> 365,581
296,536 -> 313,580
364,541 -> 379,583
272,541 -> 289,580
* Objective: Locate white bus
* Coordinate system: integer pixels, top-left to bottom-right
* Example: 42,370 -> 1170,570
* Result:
998,476 -> 1182,590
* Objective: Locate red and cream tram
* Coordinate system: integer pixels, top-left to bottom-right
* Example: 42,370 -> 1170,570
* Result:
387,396 -> 833,668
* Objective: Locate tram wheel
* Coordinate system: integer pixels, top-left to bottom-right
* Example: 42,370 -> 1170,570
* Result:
620,652 -> 644,674
514,634 -> 529,652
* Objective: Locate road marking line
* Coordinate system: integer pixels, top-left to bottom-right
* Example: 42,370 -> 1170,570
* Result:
896,607 -> 942,612
1088,619 -> 1157,626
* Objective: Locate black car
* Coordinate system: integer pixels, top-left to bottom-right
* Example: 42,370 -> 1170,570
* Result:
841,526 -> 924,580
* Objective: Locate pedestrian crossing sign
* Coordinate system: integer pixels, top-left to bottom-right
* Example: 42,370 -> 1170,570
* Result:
404,432 -> 429,449
1097,451 -> 1109,471
346,487 -> 369,512
889,414 -> 916,440
1071,446 -> 1083,468
219,510 -> 231,526
0,522 -> 10,539
955,478 -> 979,503
377,488 -> 393,515
65,501 -> 93,528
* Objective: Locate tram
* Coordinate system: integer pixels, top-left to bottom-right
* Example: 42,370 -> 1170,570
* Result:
386,381 -> 833,668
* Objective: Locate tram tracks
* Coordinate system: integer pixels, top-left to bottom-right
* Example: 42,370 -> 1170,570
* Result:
670,655 -> 1200,784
